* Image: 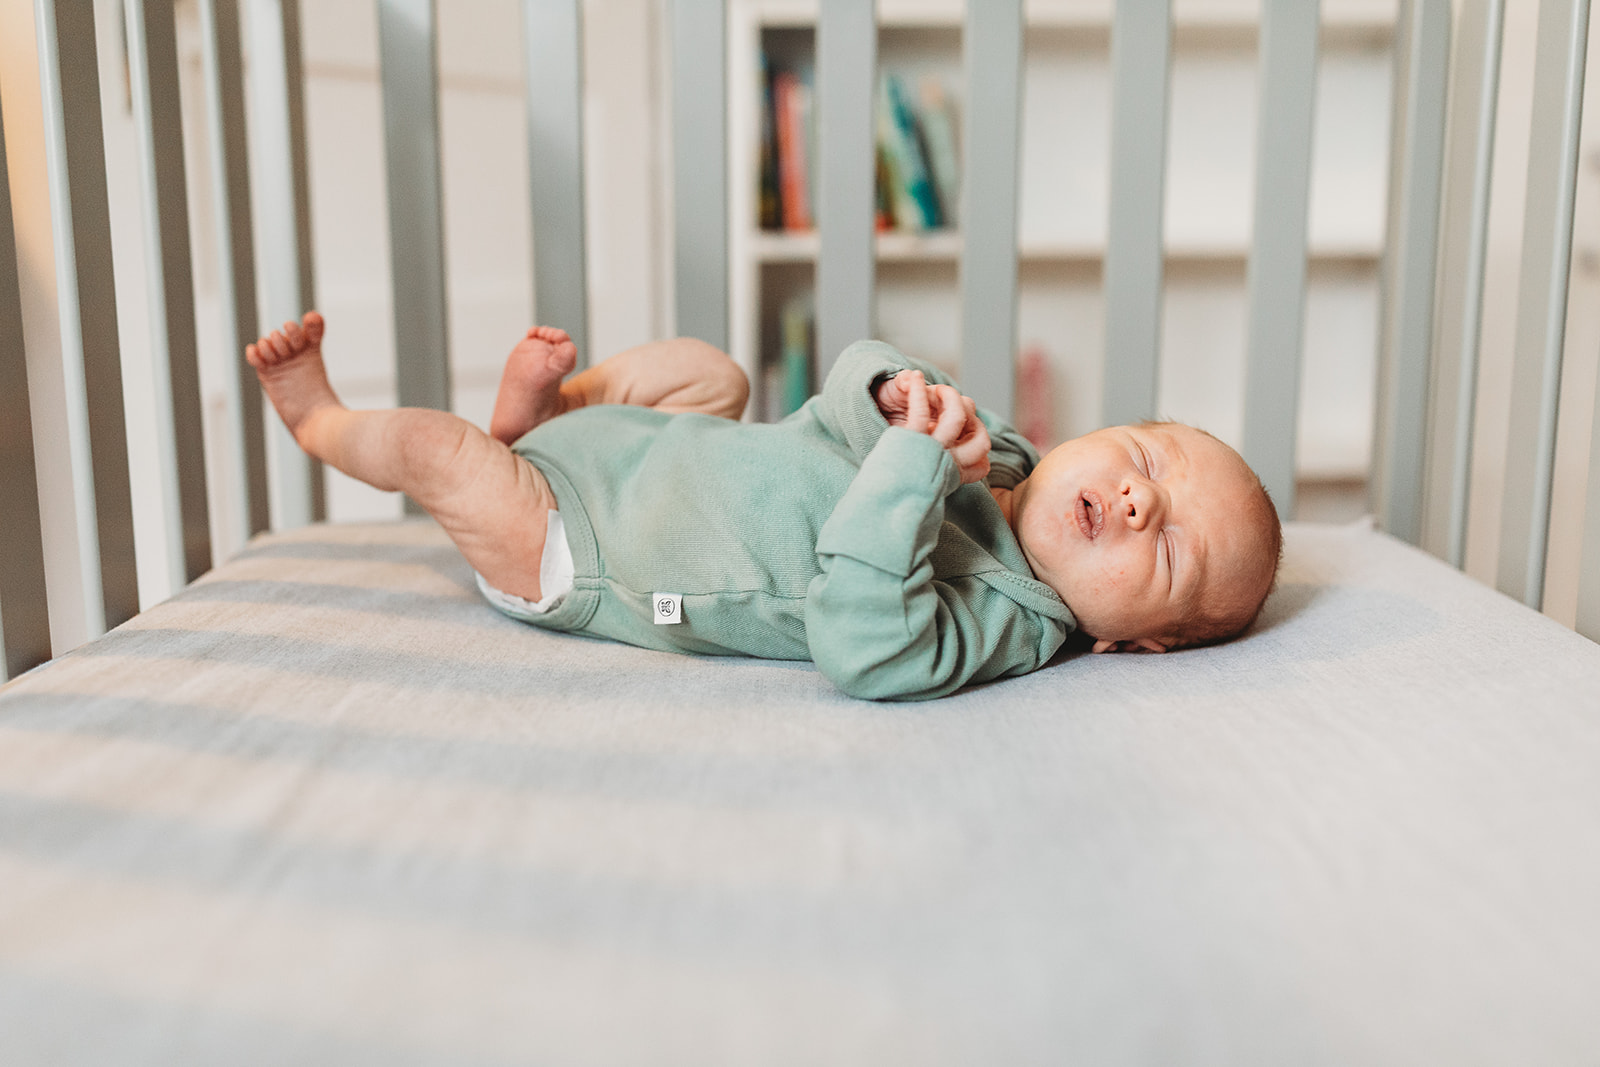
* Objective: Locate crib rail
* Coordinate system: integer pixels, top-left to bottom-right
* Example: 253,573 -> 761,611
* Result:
3,0 -> 1600,681
0,95 -> 49,680
1101,0 -> 1172,433
33,0 -> 141,638
1424,0 -> 1502,570
1372,0 -> 1450,548
673,0 -> 729,349
813,0 -> 877,374
525,0 -> 591,366
127,0 -> 212,586
1242,1 -> 1322,515
379,0 -> 452,438
199,0 -> 271,543
1496,0 -> 1592,608
246,0 -> 321,529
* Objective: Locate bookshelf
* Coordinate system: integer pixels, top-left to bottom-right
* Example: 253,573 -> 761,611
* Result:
727,0 -> 1396,477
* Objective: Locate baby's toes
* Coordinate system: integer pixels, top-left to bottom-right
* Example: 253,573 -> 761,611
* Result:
551,340 -> 578,373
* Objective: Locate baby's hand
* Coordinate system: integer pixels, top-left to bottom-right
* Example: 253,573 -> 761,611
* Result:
874,371 -> 916,428
893,370 -> 991,484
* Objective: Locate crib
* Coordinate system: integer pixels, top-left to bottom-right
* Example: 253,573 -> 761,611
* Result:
3,0 -> 1600,1061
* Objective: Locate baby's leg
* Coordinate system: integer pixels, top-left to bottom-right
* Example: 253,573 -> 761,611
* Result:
488,331 -> 749,445
563,337 -> 750,418
249,312 -> 555,601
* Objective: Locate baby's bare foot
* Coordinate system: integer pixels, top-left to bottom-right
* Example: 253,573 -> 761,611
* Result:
489,326 -> 579,444
246,311 -> 343,445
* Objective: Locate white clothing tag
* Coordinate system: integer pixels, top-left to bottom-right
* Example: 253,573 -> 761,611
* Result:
652,593 -> 683,625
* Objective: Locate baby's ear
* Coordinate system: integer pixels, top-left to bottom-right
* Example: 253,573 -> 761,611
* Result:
1090,637 -> 1170,654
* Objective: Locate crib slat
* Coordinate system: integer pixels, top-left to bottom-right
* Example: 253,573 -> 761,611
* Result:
1241,0 -> 1320,516
1371,0 -> 1449,546
0,99 -> 52,679
1422,0 -> 1502,568
380,0 -> 451,517
37,0 -> 140,632
1579,372 -> 1600,641
199,0 -> 270,540
1101,0 -> 1171,427
814,0 -> 877,377
524,0 -> 590,364
379,0 -> 451,419
248,0 -> 324,527
672,0 -> 728,350
127,0 -> 213,586
958,0 -> 1023,420
1495,0 -> 1591,609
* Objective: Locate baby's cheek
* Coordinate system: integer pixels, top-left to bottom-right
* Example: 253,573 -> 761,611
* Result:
1089,556 -> 1131,588
1080,565 -> 1130,608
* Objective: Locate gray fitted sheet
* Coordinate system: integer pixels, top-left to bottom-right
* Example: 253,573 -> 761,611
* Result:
2,518 -> 1598,1065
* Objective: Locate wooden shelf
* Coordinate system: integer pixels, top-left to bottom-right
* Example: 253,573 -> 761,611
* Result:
744,0 -> 1396,40
751,230 -> 1382,265
752,230 -> 963,262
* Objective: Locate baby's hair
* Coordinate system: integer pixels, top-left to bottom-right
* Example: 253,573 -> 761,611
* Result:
1176,479 -> 1282,648
1139,420 -> 1285,649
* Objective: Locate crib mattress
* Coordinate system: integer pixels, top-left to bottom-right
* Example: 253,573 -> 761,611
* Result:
2,518 -> 1598,1065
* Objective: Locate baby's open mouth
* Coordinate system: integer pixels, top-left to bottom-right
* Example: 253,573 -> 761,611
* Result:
1076,491 -> 1103,539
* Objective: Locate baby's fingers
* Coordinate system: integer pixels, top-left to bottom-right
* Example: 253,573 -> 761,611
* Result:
950,405 -> 990,458
950,418 -> 992,483
929,384 -> 967,446
903,371 -> 931,433
875,372 -> 919,427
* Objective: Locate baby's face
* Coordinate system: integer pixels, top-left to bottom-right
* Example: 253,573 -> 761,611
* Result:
1008,423 -> 1274,650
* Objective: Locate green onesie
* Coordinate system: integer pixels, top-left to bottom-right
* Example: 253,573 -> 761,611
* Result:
501,340 -> 1076,700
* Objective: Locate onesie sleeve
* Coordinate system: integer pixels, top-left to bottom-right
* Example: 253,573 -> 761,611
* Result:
813,339 -> 921,461
813,339 -> 1041,487
805,426 -> 1063,701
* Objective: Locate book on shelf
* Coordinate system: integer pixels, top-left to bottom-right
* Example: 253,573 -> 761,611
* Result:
874,146 -> 895,230
877,73 -> 941,231
759,56 -> 959,236
779,293 -> 814,416
773,69 -> 814,231
917,79 -> 960,228
759,53 -> 780,230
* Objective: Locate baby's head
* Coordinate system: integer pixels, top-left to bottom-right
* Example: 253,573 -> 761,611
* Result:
1007,421 -> 1281,652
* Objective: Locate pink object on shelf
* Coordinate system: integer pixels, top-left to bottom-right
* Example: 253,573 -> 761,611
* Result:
1016,344 -> 1054,451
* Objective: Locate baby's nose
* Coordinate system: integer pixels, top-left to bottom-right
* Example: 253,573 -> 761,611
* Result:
1119,480 -> 1160,530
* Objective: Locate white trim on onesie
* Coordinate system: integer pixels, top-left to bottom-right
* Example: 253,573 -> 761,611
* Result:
475,510 -> 575,617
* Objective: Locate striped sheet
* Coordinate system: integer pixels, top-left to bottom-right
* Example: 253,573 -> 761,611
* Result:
2,519 -> 1599,1063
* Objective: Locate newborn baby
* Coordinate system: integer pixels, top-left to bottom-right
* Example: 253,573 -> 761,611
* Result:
249,313 -> 1281,700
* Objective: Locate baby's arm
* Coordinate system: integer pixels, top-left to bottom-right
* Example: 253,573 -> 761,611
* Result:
804,408 -> 1058,701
